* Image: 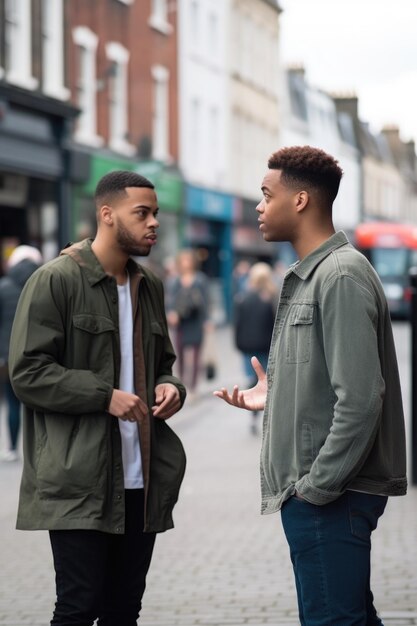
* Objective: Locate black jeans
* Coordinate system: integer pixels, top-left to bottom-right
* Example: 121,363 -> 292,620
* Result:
49,490 -> 156,626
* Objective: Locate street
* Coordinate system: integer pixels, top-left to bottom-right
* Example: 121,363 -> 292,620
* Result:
0,322 -> 416,625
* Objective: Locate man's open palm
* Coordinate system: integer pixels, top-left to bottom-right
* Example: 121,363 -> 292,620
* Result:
213,356 -> 267,411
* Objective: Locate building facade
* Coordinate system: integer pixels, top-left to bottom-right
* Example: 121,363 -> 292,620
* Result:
228,0 -> 282,266
66,0 -> 183,266
0,0 -> 77,270
333,95 -> 416,225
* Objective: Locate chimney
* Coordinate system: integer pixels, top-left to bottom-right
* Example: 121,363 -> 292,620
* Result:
287,64 -> 306,81
332,92 -> 359,121
382,125 -> 401,147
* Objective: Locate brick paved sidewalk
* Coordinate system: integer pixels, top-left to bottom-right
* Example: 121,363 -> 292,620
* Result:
1,324 -> 416,625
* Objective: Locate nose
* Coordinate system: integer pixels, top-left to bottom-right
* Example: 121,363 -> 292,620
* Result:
256,199 -> 264,214
149,215 -> 160,229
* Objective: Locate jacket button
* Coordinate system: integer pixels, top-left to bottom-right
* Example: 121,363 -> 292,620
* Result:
116,494 -> 122,500
115,464 -> 121,470
116,526 -> 122,533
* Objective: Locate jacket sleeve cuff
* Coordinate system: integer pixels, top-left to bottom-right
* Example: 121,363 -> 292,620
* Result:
156,375 -> 187,407
295,475 -> 344,505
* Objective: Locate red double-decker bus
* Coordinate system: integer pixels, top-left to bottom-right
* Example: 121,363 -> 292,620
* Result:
355,222 -> 417,319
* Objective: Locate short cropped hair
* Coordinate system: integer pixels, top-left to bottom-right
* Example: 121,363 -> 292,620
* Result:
268,146 -> 343,206
94,170 -> 154,210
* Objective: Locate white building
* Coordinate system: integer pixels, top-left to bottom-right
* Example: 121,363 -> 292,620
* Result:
177,0 -> 229,190
228,0 -> 282,200
178,0 -> 281,197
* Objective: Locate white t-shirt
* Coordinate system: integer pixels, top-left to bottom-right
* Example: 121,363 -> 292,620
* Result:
117,278 -> 144,489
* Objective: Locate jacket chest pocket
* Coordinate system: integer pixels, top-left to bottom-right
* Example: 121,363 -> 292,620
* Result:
286,304 -> 315,364
72,314 -> 115,374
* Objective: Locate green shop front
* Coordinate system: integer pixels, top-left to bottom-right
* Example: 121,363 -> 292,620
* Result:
183,184 -> 234,323
71,154 -> 183,270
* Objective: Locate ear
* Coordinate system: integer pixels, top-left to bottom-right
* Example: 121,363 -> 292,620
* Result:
99,205 -> 114,226
295,191 -> 309,213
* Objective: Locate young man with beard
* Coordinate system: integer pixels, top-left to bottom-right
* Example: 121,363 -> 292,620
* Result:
9,170 -> 186,626
214,146 -> 407,625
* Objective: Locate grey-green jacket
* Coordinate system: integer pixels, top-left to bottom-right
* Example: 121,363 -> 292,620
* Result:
261,232 -> 407,514
9,240 -> 186,533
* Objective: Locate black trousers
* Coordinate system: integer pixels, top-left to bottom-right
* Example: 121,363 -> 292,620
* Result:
49,490 -> 156,626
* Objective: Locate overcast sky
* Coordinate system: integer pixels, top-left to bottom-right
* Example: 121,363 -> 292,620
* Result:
279,0 -> 417,145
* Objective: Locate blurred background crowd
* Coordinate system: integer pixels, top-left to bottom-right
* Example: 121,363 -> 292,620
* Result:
1,0 -> 417,455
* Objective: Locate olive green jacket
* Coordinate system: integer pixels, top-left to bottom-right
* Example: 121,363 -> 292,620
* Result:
9,240 -> 186,534
261,232 -> 407,514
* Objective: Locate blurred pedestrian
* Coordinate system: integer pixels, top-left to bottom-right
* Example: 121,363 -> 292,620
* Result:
163,255 -> 179,311
215,146 -> 407,625
234,262 -> 277,434
232,259 -> 251,296
272,259 -> 288,292
0,245 -> 42,462
167,249 -> 209,398
8,171 -> 186,625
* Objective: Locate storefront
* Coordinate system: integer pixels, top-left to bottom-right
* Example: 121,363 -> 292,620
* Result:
184,184 -> 234,322
0,84 -> 77,272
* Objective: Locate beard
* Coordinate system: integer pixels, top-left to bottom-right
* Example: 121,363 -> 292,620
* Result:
116,220 -> 152,257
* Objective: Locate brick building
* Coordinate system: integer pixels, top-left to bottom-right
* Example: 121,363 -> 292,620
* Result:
66,0 -> 183,261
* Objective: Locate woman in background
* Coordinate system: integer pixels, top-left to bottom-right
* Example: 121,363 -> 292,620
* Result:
167,249 -> 209,399
234,262 -> 278,434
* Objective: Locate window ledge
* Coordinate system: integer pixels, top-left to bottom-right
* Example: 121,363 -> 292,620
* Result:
74,131 -> 104,148
148,14 -> 173,36
109,138 -> 136,157
43,85 -> 71,101
6,72 -> 38,91
152,151 -> 172,164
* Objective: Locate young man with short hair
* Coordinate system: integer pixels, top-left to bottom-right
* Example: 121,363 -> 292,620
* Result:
9,170 -> 186,625
215,146 -> 407,625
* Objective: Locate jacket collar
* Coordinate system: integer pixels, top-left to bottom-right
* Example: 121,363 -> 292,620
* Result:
60,238 -> 144,286
290,231 -> 350,281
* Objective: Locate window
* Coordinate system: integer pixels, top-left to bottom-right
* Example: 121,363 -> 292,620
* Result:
190,98 -> 201,170
208,12 -> 218,59
106,42 -> 134,156
41,0 -> 69,99
190,0 -> 199,50
73,26 -> 102,147
149,0 -> 172,35
209,106 -> 218,164
4,0 -> 37,89
152,65 -> 170,161
0,0 -> 4,77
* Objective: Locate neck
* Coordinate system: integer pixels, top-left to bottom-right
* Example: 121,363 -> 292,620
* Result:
91,237 -> 129,285
292,224 -> 336,260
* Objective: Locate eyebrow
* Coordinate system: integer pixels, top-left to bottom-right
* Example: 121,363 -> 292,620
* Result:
133,204 -> 159,212
261,185 -> 271,193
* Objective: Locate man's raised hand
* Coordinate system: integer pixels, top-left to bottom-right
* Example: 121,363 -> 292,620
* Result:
213,356 -> 267,411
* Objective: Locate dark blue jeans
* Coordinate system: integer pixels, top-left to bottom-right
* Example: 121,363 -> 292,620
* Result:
49,489 -> 156,626
281,491 -> 388,626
